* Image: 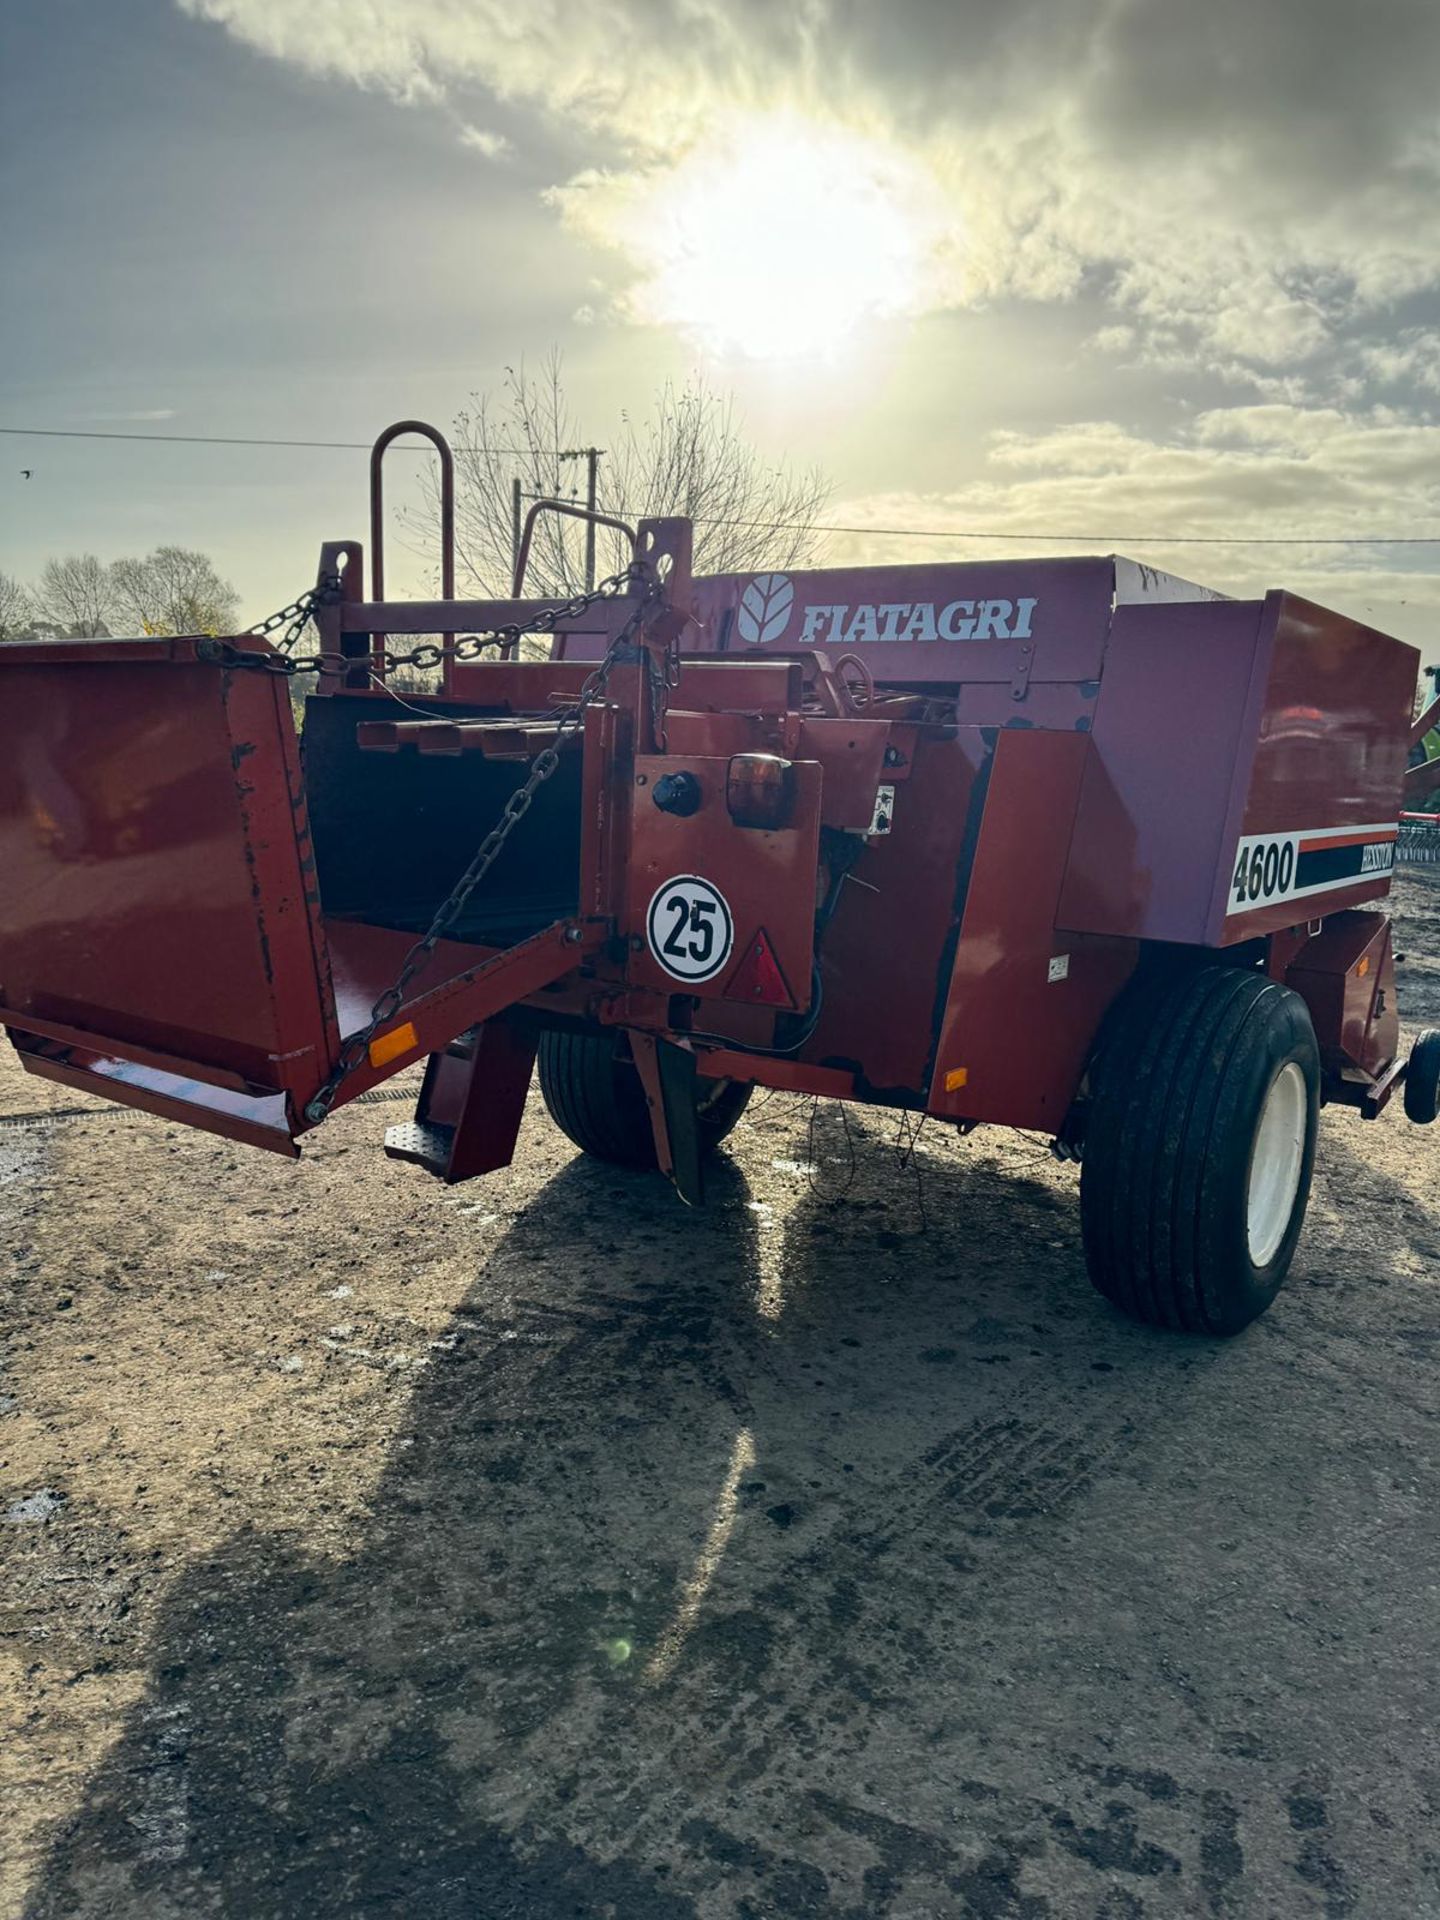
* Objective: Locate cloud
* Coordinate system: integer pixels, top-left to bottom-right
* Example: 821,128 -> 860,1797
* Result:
1355,330 -> 1440,396
826,404 -> 1440,657
457,123 -> 511,161
174,0 -> 1440,375
84,408 -> 179,422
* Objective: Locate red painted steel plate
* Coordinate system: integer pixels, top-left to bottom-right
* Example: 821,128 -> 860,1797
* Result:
0,649 -> 338,1115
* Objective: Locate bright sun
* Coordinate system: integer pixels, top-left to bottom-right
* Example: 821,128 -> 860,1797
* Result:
625,117 -> 947,361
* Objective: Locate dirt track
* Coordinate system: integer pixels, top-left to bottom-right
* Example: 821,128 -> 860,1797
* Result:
4,873 -> 1440,1920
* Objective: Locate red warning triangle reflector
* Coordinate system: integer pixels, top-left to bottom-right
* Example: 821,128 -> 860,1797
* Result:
726,927 -> 793,1007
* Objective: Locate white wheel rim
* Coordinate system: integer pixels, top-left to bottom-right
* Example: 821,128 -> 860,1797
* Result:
1247,1061 -> 1308,1268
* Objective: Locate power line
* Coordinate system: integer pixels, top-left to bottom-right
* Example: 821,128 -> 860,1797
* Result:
4,423 -> 1439,548
603,506 -> 1440,549
697,517 -> 1440,548
0,425 -> 564,455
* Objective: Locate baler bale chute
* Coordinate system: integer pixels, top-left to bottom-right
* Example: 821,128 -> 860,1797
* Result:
2,419 -> 1436,1337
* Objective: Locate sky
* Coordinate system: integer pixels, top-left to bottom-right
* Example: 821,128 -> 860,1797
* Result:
3,0 -> 1440,664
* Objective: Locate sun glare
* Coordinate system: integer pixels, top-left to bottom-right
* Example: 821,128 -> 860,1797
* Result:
628,118 -> 947,361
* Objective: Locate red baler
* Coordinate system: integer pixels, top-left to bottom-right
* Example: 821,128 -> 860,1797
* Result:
2,423 -> 1434,1335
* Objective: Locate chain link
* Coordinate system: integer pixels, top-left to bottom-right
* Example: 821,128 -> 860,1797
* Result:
210,562 -> 647,681
245,572 -> 345,654
298,560 -> 663,1124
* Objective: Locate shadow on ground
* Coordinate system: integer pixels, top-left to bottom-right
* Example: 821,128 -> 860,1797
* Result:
22,1103 -> 1438,1918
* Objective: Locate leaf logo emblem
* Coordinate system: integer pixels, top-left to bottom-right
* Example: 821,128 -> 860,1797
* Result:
736,573 -> 794,646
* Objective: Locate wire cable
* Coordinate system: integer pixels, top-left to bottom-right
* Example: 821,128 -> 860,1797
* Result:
5,424 -> 1439,546
0,425 -> 572,455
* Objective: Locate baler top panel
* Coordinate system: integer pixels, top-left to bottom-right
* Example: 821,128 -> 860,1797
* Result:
559,554 -> 1224,687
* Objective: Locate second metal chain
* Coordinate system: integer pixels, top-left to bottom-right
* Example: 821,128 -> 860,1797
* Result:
219,563 -> 648,680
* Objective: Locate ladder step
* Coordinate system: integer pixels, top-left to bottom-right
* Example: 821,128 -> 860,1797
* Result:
383,1118 -> 454,1178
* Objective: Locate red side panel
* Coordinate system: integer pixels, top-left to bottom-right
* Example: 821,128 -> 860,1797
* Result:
930,730 -> 1137,1131
0,642 -> 339,1131
799,730 -> 987,1099
1219,596 -> 1415,942
1057,600 -> 1267,945
624,753 -> 821,1010
1058,595 -> 1417,947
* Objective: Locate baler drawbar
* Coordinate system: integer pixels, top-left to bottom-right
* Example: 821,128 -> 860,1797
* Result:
2,420 -> 1435,1336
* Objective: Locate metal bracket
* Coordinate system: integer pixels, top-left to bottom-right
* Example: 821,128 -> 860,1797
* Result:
1358,1052 -> 1407,1120
1010,642 -> 1035,702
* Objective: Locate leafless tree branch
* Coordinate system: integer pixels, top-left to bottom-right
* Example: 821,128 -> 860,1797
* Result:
402,355 -> 831,629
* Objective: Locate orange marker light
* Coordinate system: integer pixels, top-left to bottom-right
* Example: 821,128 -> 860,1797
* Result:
945,1067 -> 969,1092
369,1021 -> 419,1069
726,754 -> 795,830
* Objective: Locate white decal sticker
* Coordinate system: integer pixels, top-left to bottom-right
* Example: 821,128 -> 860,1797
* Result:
868,784 -> 895,836
739,580 -> 1045,649
646,875 -> 735,984
736,574 -> 794,646
1226,823 -> 1398,919
1048,954 -> 1070,983
797,597 -> 1040,645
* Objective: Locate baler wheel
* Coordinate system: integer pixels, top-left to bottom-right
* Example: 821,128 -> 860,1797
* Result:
1404,1029 -> 1440,1124
1080,966 -> 1320,1336
537,1029 -> 751,1169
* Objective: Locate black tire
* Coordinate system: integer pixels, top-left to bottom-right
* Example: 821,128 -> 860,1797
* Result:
1404,1029 -> 1440,1124
1080,965 -> 1320,1336
537,1029 -> 752,1169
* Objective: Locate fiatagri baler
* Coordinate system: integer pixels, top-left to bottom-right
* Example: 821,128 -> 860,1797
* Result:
3,422 -> 1437,1337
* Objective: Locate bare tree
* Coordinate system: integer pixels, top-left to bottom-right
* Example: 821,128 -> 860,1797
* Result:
38,554 -> 114,637
408,354 -> 831,604
0,571 -> 33,641
109,546 -> 240,636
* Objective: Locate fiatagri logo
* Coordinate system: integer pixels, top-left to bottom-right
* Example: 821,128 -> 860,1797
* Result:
735,573 -> 1038,646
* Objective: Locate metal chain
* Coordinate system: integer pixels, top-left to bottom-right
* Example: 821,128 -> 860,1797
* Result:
300,562 -> 662,1124
247,572 -> 345,653
647,631 -> 681,753
207,562 -> 647,680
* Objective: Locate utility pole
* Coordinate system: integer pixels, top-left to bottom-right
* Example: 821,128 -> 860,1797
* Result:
582,447 -> 600,590
512,449 -> 605,591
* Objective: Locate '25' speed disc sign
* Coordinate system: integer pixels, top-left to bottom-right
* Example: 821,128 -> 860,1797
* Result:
646,875 -> 735,984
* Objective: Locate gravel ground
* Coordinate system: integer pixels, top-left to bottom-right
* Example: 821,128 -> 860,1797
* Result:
3,872 -> 1439,1920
